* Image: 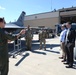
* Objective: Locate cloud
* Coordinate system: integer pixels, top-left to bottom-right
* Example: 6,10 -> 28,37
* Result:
0,6 -> 5,10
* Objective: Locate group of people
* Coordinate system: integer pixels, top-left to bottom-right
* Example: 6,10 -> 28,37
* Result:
0,18 -> 47,75
25,26 -> 47,51
0,17 -> 75,75
59,22 -> 76,68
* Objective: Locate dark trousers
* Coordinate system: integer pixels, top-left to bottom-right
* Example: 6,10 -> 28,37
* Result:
65,43 -> 74,66
0,57 -> 9,75
0,62 -> 8,75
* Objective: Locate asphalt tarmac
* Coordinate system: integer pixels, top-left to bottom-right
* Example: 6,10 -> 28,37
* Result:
8,34 -> 76,75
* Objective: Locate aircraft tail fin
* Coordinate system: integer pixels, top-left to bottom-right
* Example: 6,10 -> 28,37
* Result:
15,11 -> 26,26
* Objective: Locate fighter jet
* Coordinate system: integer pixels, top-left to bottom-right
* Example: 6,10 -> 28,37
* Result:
4,11 -> 26,33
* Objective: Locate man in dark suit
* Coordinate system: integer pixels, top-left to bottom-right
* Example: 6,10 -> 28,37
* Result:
64,22 -> 75,68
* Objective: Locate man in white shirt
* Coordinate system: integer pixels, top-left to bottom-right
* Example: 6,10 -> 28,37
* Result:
59,24 -> 67,62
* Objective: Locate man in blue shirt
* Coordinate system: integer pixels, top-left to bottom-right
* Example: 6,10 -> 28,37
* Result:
59,24 -> 67,62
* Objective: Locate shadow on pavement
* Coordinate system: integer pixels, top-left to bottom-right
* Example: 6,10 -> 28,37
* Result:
44,44 -> 60,54
8,40 -> 60,56
45,50 -> 60,54
32,40 -> 60,50
15,53 -> 29,66
50,44 -> 60,48
31,50 -> 46,55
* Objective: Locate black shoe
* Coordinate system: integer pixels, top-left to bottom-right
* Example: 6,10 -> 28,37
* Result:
25,48 -> 31,51
25,48 -> 29,50
63,62 -> 69,65
66,65 -> 73,68
61,59 -> 66,62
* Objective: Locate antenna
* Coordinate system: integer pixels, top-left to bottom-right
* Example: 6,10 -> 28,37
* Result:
51,0 -> 52,11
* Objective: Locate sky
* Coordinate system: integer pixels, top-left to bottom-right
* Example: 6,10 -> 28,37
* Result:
0,0 -> 76,23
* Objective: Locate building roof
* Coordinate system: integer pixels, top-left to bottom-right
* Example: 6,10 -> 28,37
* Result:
59,6 -> 76,12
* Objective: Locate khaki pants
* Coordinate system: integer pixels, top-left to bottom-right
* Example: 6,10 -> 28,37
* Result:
60,42 -> 66,60
40,39 -> 46,50
25,38 -> 32,50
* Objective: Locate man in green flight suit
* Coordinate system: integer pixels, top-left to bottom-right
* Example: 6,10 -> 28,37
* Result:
39,29 -> 46,50
0,18 -> 25,75
25,25 -> 33,50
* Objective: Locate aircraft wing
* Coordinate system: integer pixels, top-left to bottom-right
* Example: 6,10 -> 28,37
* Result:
5,23 -> 25,28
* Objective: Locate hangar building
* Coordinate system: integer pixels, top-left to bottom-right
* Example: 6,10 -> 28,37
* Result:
24,7 -> 76,29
